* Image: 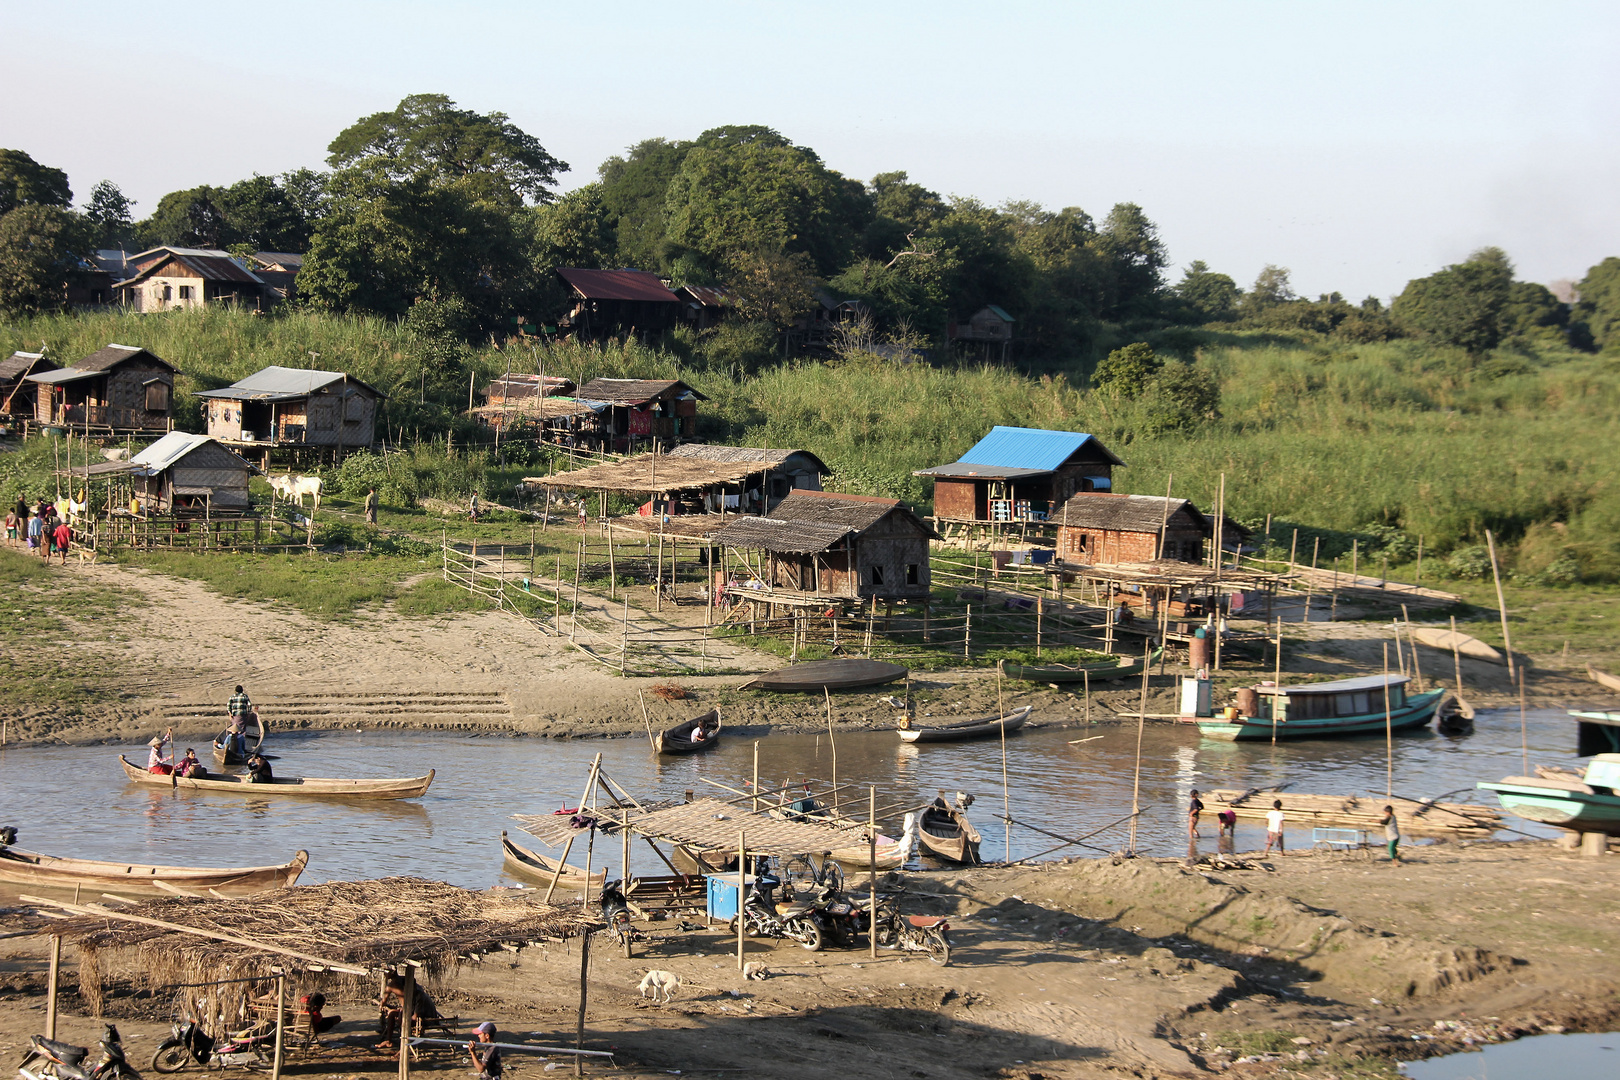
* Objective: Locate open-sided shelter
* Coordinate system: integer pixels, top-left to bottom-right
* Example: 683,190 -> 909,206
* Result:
0,351 -> 57,419
129,431 -> 257,513
194,366 -> 384,461
574,377 -> 705,451
662,444 -> 828,510
714,489 -> 939,602
914,426 -> 1123,532
25,343 -> 176,432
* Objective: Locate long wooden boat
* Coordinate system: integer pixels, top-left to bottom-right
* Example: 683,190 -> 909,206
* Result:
212,711 -> 267,765
119,756 -> 434,800
500,832 -> 606,889
898,705 -> 1032,744
916,796 -> 982,864
1479,755 -> 1620,834
0,844 -> 307,896
1587,664 -> 1620,694
655,709 -> 721,755
1195,674 -> 1444,741
1205,788 -> 1499,836
1000,648 -> 1164,684
1410,626 -> 1505,665
743,658 -> 908,692
827,812 -> 918,869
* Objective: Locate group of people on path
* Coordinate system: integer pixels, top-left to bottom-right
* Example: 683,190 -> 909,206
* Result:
5,496 -> 74,563
1188,790 -> 1402,862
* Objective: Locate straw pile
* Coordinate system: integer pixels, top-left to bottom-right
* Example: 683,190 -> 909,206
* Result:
56,877 -> 594,1019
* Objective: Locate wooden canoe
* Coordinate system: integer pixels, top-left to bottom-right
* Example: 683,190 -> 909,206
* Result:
119,756 -> 433,800
0,844 -> 306,896
916,797 -> 982,865
898,705 -> 1032,744
501,832 -> 606,889
1588,664 -> 1620,694
1000,648 -> 1165,684
742,658 -> 908,692
655,709 -> 721,755
827,812 -> 918,869
212,711 -> 267,765
1410,626 -> 1505,665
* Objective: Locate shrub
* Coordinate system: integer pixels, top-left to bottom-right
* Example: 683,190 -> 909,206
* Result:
1445,545 -> 1492,580
1092,342 -> 1161,397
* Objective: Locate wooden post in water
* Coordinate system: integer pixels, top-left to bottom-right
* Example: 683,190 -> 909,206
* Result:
1382,643 -> 1393,801
1272,618 -> 1283,748
825,688 -> 840,815
998,665 -> 1010,862
1128,638 -> 1150,855
1486,530 -> 1516,680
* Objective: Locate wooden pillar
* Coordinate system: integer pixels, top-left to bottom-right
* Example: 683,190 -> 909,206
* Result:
397,963 -> 416,1080
574,931 -> 591,1078
868,787 -> 878,959
736,830 -> 748,970
271,973 -> 285,1080
45,935 -> 60,1037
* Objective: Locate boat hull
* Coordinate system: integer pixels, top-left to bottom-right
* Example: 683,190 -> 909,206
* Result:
917,803 -> 982,864
0,846 -> 306,896
501,833 -> 606,889
654,709 -> 721,755
743,659 -> 908,692
120,756 -> 433,800
1411,627 -> 1504,665
1195,689 -> 1445,741
1478,782 -> 1620,833
1001,649 -> 1164,684
899,706 -> 1032,744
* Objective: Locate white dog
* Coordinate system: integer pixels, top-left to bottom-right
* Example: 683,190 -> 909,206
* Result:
742,962 -> 770,981
637,969 -> 681,1004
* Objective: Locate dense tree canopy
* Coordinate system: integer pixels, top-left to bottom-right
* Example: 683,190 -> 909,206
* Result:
1574,257 -> 1620,351
1392,247 -> 1515,354
0,149 -> 71,217
0,204 -> 90,313
83,180 -> 136,248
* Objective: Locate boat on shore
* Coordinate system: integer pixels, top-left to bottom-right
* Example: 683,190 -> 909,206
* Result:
654,709 -> 721,755
500,832 -> 607,889
1194,674 -> 1444,741
999,648 -> 1164,684
1478,754 -> 1620,834
0,843 -> 307,896
119,756 -> 434,800
1587,664 -> 1620,694
898,705 -> 1032,744
743,658 -> 908,692
916,795 -> 982,864
1410,626 -> 1505,665
1435,692 -> 1476,735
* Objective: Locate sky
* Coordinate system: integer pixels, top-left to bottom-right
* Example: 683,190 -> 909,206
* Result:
4,0 -> 1617,301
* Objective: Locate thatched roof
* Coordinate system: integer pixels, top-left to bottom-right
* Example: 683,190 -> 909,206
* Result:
1055,493 -> 1203,533
532,454 -> 780,495
712,515 -> 854,555
51,877 -> 594,1018
515,797 -> 873,858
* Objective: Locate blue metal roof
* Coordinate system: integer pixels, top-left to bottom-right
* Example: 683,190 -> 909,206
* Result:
957,426 -> 1122,471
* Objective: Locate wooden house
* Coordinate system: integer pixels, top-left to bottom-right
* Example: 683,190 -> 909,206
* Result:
112,247 -> 271,311
663,444 -> 828,510
129,432 -> 256,513
915,426 -> 1123,531
675,284 -> 731,330
556,268 -> 682,341
194,366 -> 383,461
25,343 -> 176,432
1054,493 -> 1208,565
249,252 -> 303,302
714,489 -> 938,602
0,351 -> 58,419
575,378 -> 705,451
470,373 -> 577,432
949,305 -> 1014,361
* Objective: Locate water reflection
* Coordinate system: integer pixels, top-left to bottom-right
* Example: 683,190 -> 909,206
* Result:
0,708 -> 1573,888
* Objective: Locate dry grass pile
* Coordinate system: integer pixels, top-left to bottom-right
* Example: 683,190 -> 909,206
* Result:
650,683 -> 689,701
55,877 -> 595,1020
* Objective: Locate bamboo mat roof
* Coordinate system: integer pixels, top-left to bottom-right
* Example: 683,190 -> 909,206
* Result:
515,797 -> 873,856
527,454 -> 780,495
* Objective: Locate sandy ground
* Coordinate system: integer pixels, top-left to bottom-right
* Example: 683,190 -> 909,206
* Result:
6,564 -> 1610,752
4,839 -> 1620,1079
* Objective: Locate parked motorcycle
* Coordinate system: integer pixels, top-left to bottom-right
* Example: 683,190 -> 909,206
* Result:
149,1021 -> 270,1073
18,1024 -> 140,1080
598,880 -> 650,958
872,895 -> 952,965
812,883 -> 872,947
727,873 -> 827,951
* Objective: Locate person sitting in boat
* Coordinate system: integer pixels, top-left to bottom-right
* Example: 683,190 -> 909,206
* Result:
176,748 -> 205,778
690,723 -> 707,743
146,730 -> 175,775
246,754 -> 274,784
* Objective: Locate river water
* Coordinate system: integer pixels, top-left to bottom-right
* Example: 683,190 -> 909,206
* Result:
0,708 -> 1574,887
1401,1030 -> 1620,1078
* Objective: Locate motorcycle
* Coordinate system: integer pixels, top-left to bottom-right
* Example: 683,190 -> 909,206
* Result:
149,1021 -> 271,1073
872,895 -> 952,965
727,872 -> 827,951
19,1024 -> 140,1080
811,883 -> 872,947
598,880 -> 651,958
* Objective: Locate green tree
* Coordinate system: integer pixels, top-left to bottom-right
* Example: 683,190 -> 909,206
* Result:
862,171 -> 947,259
0,204 -> 91,314
0,149 -> 71,217
82,180 -> 135,248
1392,247 -> 1514,354
1143,360 -> 1221,433
1500,280 -> 1568,341
326,93 -> 568,207
278,168 -> 331,232
597,137 -> 692,270
1097,202 -> 1167,316
1174,260 -> 1240,321
728,248 -> 818,329
1092,341 -> 1161,398
219,174 -> 310,251
1243,264 -> 1296,312
136,186 -> 233,248
1573,257 -> 1620,350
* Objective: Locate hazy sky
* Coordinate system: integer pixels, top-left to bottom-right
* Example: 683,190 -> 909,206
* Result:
5,1 -> 1616,300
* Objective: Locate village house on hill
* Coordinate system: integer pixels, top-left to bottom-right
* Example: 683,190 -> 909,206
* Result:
714,489 -> 938,602
194,365 -> 383,464
25,344 -> 176,433
468,373 -> 579,433
575,377 -> 704,452
112,248 -> 274,312
556,268 -> 681,341
128,431 -> 257,514
914,425 -> 1123,541
1,351 -> 58,420
1054,493 -> 1208,565
948,305 -> 1015,362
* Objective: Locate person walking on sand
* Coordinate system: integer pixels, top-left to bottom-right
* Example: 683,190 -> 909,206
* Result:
1381,805 -> 1401,863
1187,789 -> 1205,838
51,517 -> 72,564
26,511 -> 44,557
1264,799 -> 1286,855
363,487 -> 379,524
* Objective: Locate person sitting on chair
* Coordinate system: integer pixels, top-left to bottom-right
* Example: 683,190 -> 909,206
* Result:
375,974 -> 442,1050
300,992 -> 342,1036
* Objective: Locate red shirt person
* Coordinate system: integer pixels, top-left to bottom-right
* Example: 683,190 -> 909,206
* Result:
51,520 -> 72,562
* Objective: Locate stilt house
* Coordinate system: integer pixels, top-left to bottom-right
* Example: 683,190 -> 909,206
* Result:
194,366 -> 383,459
914,426 -> 1123,527
1054,493 -> 1208,565
129,432 -> 257,513
0,351 -> 57,419
556,268 -> 682,341
25,344 -> 176,432
575,378 -> 705,451
714,490 -> 938,601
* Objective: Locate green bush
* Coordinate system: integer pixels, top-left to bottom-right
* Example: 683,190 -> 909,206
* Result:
1446,545 -> 1492,580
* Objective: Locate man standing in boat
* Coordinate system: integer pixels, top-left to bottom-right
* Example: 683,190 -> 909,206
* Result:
226,685 -> 253,759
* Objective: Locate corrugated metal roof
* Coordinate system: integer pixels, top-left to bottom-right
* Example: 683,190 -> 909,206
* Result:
676,284 -> 731,307
575,378 -> 707,404
912,463 -> 1050,480
957,426 -> 1123,470
114,248 -> 263,286
194,366 -> 385,402
130,432 -> 217,473
984,305 -> 1014,322
252,252 -> 304,271
557,268 -> 680,303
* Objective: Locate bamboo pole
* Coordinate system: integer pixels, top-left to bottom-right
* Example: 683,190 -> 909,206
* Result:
1451,615 -> 1465,698
736,830 -> 747,970
998,664 -> 1010,862
1083,668 -> 1090,725
545,754 -> 602,903
1403,604 -> 1424,691
751,741 -> 759,814
1155,473 -> 1173,560
271,973 -> 285,1080
570,537 -> 583,640
1128,638 -> 1150,854
638,691 -> 656,752
1416,534 -> 1424,584
574,931 -> 591,1078
554,553 -> 563,637
1272,617 -> 1283,747
607,522 -> 616,598
45,935 -> 60,1038
868,787 -> 878,959
1486,530 -> 1516,680
1035,597 -> 1043,658
825,688 -> 839,815
1383,643 -> 1394,801
1519,667 -> 1530,776
397,964 -> 415,1080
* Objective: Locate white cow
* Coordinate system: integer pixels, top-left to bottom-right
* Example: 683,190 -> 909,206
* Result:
269,474 -> 322,511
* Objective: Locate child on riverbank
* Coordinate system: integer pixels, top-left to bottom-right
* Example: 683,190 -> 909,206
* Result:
1264,800 -> 1286,855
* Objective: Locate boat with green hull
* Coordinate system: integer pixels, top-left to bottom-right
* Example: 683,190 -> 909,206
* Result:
1478,754 -> 1620,834
1194,674 -> 1444,741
